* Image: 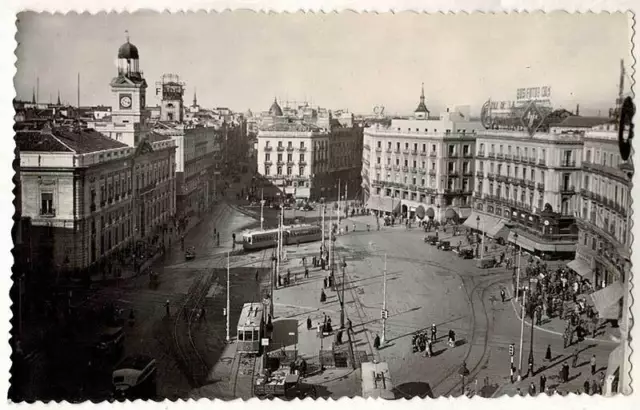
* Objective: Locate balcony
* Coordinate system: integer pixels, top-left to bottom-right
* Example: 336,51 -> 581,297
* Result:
497,153 -> 504,159
40,208 -> 56,218
496,175 -> 507,183
394,165 -> 401,172
476,152 -> 485,158
560,185 -> 576,194
264,160 -> 273,165
385,164 -> 393,170
287,161 -> 296,166
299,146 -> 307,152
277,160 -> 285,165
402,166 -> 409,173
536,183 -> 545,191
277,146 -> 285,152
386,148 -> 392,153
448,170 -> 459,177
428,170 -> 437,176
538,158 -> 546,166
474,192 -> 483,199
526,181 -> 535,189
419,169 -> 426,175
403,149 -> 411,155
376,147 -> 383,152
505,154 -> 512,160
264,146 -> 273,152
488,152 -> 496,159
463,151 -> 473,158
429,151 -> 437,157
476,171 -> 484,178
420,151 -> 427,156
394,149 -> 401,154
487,173 -> 495,180
560,160 -> 577,168
372,180 -> 383,187
448,152 -> 459,159
411,150 -> 419,156
409,184 -> 418,191
286,146 -> 295,152
410,167 -> 418,174
463,170 -> 473,176
299,161 -> 308,166
374,164 -> 382,170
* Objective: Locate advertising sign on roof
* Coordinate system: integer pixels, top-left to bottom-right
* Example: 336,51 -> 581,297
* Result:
516,86 -> 552,102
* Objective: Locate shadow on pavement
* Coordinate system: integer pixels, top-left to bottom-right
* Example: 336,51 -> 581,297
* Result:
393,382 -> 434,399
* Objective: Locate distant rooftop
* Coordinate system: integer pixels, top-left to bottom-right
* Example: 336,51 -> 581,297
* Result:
554,116 -> 610,128
17,125 -> 128,154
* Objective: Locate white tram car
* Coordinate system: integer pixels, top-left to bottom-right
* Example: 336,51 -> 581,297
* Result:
242,225 -> 322,251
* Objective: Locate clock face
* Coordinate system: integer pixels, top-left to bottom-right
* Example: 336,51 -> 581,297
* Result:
120,95 -> 132,109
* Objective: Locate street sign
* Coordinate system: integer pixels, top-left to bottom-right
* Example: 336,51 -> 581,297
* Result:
288,332 -> 295,336
261,338 -> 270,346
223,308 -> 227,316
381,309 -> 389,319
509,343 -> 515,356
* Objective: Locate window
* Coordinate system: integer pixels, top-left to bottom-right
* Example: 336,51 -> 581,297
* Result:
397,142 -> 401,151
404,159 -> 408,167
479,161 -> 484,171
414,143 -> 418,151
479,143 -> 484,153
265,153 -> 270,161
277,153 -> 282,162
277,166 -> 282,175
377,157 -> 381,164
396,158 -> 400,166
463,145 -> 470,155
299,154 -> 305,162
422,144 -> 426,152
448,145 -> 456,156
377,141 -> 381,148
506,165 -> 511,176
299,166 -> 304,176
41,192 -> 54,215
584,175 -> 590,190
388,142 -> 392,149
491,144 -> 495,153
405,143 -> 409,149
448,162 -> 455,173
530,169 -> 534,180
287,153 -> 293,162
300,141 -> 305,149
278,141 -> 283,147
432,144 -> 436,152
413,160 -> 417,168
287,141 -> 292,148
463,162 -> 469,173
499,145 -> 504,154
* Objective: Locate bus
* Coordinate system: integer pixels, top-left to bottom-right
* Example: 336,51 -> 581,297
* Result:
361,361 -> 395,400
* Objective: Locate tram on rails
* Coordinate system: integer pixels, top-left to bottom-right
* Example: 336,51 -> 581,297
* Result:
236,302 -> 264,354
242,225 -> 322,251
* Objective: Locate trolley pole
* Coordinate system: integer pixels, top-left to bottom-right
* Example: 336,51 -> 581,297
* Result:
260,188 -> 265,231
518,288 -> 527,380
340,257 -> 346,329
226,251 -> 230,342
321,203 -> 325,250
381,253 -> 388,345
337,178 -> 341,226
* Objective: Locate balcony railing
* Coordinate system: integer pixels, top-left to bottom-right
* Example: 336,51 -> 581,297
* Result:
448,153 -> 459,158
463,170 -> 473,176
560,160 -> 577,168
394,165 -> 401,171
411,150 -> 419,156
419,169 -> 426,175
496,175 -> 507,183
505,154 -> 512,160
277,146 -> 285,151
286,146 -> 295,152
386,148 -> 392,153
448,170 -> 459,177
264,146 -> 273,152
264,160 -> 273,165
526,181 -> 535,189
538,158 -> 546,166
487,173 -> 495,180
476,171 -> 484,178
299,146 -> 307,151
488,152 -> 496,159
299,161 -> 308,166
402,166 -> 409,173
395,149 -> 401,154
497,153 -> 504,159
428,170 -> 437,176
561,185 -> 576,193
385,164 -> 392,170
403,149 -> 411,155
463,152 -> 473,158
476,152 -> 485,158
374,164 -> 382,169
429,152 -> 437,157
420,151 -> 427,156
537,183 -> 545,191
40,208 -> 56,218
411,167 -> 418,174
376,147 -> 383,152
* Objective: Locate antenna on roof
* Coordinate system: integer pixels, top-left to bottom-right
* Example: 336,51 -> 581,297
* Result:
125,29 -> 130,43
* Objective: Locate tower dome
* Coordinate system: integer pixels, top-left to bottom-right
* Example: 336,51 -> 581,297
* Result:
269,98 -> 283,116
118,41 -> 139,60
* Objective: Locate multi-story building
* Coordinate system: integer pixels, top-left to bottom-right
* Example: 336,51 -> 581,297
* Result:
467,129 -> 582,257
18,124 -> 136,279
362,86 -> 482,221
256,99 -> 363,201
152,122 -> 222,219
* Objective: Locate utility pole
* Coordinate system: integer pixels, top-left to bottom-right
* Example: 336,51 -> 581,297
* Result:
321,202 -> 325,250
518,288 -> 527,380
260,188 -> 265,231
340,257 -> 346,329
381,253 -> 388,344
226,251 -> 230,342
345,181 -> 348,215
528,305 -> 535,376
276,209 -> 282,286
337,178 -> 341,226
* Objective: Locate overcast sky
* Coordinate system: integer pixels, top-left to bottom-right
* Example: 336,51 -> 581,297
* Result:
15,11 -> 632,116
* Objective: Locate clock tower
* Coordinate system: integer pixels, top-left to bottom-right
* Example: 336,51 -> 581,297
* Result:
110,31 -> 148,127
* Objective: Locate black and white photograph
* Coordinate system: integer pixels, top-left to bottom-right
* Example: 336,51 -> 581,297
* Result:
8,9 -> 635,403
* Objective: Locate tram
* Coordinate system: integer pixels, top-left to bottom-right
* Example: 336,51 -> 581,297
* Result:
361,361 -> 395,400
242,225 -> 322,251
236,302 -> 264,354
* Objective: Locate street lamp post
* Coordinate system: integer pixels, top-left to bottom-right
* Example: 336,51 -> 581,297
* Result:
518,288 -> 527,380
514,233 -> 521,300
436,204 -> 440,225
226,251 -> 230,342
340,257 -> 346,329
382,253 -> 387,344
528,306 -> 536,376
260,188 -> 265,231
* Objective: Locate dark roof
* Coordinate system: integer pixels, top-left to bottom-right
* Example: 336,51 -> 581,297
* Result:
269,99 -> 283,116
414,101 -> 429,113
17,126 -> 128,154
556,116 -> 609,128
118,41 -> 139,59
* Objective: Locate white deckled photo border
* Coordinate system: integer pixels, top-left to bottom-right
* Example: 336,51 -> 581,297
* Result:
2,2 -> 638,410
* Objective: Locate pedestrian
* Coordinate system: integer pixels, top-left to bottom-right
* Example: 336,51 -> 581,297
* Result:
335,329 -> 343,345
373,334 -> 381,350
307,316 -> 312,330
562,362 -> 569,383
590,354 -> 597,375
591,379 -> 598,395
545,344 -> 552,361
539,373 -> 547,392
528,382 -> 536,396
528,357 -> 534,378
255,269 -> 259,283
300,358 -> 307,378
320,289 -> 326,303
500,288 -> 506,303
572,346 -> 579,368
289,360 -> 296,375
431,323 -> 437,341
347,318 -> 353,333
510,365 -> 516,384
448,329 -> 456,347
323,277 -> 328,289
165,300 -> 171,316
304,268 -> 309,278
584,380 -> 591,395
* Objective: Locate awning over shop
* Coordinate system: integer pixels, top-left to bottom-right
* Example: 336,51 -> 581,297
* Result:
458,208 -> 472,219
507,231 -> 537,253
589,281 -> 623,320
426,207 -> 435,218
464,212 -> 508,238
366,195 -> 401,214
416,205 -> 426,219
567,259 -> 594,281
294,187 -> 310,199
444,208 -> 457,219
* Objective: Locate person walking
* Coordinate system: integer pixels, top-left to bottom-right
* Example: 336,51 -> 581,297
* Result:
431,323 -> 437,342
373,334 -> 381,350
255,269 -> 259,283
528,382 -> 536,396
307,316 -> 312,330
572,346 -> 579,368
500,288 -> 506,303
562,362 -> 570,383
539,373 -> 547,393
448,329 -> 456,347
545,344 -> 552,361
583,380 -> 591,395
304,267 -> 309,279
590,354 -> 597,375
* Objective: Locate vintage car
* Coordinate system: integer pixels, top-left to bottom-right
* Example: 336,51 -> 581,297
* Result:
185,247 -> 196,260
424,235 -> 439,245
458,249 -> 475,259
476,257 -> 496,269
437,241 -> 451,251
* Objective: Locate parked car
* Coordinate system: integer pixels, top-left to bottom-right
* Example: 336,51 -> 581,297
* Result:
438,241 -> 451,251
476,257 -> 496,269
425,235 -> 438,245
185,247 -> 196,260
458,249 -> 475,259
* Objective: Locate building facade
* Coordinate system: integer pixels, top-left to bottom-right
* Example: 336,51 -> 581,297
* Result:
467,129 -> 582,256
256,99 -> 363,201
362,86 -> 482,220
